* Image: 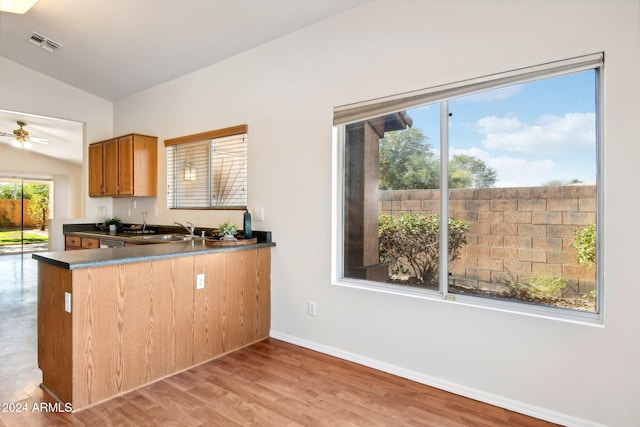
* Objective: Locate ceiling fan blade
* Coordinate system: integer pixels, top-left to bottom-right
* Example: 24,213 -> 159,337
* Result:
0,131 -> 15,138
31,137 -> 50,145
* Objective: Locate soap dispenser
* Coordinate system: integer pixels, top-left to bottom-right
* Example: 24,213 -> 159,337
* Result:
243,209 -> 252,239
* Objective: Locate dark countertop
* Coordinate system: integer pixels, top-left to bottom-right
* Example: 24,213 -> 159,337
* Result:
33,240 -> 276,270
35,223 -> 275,270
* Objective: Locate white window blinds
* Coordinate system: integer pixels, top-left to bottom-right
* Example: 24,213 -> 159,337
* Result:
165,125 -> 247,209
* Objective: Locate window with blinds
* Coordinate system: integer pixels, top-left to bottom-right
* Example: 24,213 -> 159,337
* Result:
165,125 -> 247,209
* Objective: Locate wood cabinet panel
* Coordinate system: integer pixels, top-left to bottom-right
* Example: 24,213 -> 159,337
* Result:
66,235 -> 99,251
88,134 -> 157,197
193,253 -> 225,363
80,237 -> 99,249
193,248 -> 271,364
72,265 -> 120,405
256,247 -> 272,340
117,135 -> 134,196
38,263 -> 72,403
38,247 -> 271,410
102,138 -> 119,196
130,134 -> 158,197
65,235 -> 81,250
88,143 -> 104,197
72,257 -> 194,408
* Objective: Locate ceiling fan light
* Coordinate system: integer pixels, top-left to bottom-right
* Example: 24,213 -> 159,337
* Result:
11,139 -> 23,148
0,0 -> 39,14
23,140 -> 32,149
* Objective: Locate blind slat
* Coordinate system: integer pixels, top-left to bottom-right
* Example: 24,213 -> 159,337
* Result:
167,133 -> 247,209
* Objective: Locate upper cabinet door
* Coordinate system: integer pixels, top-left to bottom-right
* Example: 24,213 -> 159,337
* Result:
118,135 -> 134,196
88,143 -> 104,196
102,138 -> 119,196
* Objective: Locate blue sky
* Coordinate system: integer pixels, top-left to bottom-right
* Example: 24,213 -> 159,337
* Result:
407,70 -> 597,187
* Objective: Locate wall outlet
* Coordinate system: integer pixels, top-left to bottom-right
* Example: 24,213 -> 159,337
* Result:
308,300 -> 317,316
196,273 -> 205,289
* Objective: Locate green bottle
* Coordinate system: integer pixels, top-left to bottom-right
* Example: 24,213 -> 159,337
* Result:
243,210 -> 252,239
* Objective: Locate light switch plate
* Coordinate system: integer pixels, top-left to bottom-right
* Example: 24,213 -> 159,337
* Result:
196,273 -> 205,289
254,207 -> 264,221
64,292 -> 71,313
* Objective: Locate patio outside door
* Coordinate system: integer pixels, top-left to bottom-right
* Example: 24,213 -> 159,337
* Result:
0,178 -> 51,255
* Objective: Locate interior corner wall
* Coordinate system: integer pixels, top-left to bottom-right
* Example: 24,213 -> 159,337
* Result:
112,1 -> 640,425
0,56 -> 114,222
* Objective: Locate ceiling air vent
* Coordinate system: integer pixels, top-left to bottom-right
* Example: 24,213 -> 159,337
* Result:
29,32 -> 45,45
28,32 -> 63,53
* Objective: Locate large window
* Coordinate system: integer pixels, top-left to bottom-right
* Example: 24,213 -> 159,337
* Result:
333,54 -> 602,319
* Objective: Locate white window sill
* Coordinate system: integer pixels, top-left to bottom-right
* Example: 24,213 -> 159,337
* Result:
332,277 -> 603,327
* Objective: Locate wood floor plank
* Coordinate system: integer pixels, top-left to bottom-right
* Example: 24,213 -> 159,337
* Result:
0,338 -> 558,426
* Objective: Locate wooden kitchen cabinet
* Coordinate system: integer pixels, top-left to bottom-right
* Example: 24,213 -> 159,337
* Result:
80,237 -> 99,249
88,143 -> 104,196
89,133 -> 158,197
37,246 -> 272,411
65,235 -> 99,251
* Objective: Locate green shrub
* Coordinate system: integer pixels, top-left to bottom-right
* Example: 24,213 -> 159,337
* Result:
28,193 -> 49,231
504,272 -> 567,300
571,223 -> 596,267
378,213 -> 468,284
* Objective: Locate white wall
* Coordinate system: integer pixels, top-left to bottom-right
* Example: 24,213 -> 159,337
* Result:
0,143 -> 82,217
113,1 -> 639,425
0,57 -> 114,225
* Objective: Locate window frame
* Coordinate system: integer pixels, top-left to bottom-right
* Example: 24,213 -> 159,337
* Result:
165,124 -> 248,210
331,55 -> 604,324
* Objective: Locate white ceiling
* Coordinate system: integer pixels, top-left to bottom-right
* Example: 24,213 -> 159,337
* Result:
0,0 -> 369,164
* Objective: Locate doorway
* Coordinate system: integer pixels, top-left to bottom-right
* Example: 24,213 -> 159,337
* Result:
0,177 -> 52,255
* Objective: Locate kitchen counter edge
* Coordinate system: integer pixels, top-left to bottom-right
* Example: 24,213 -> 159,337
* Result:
32,241 -> 276,271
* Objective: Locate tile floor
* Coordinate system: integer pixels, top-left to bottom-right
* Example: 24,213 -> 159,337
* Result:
0,253 -> 42,403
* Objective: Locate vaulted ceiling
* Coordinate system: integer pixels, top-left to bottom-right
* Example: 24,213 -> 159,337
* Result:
0,0 -> 369,164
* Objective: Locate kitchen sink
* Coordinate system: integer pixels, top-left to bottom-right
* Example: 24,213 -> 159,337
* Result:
132,233 -> 196,242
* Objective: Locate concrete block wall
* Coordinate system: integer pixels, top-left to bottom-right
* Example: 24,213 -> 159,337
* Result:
379,185 -> 596,295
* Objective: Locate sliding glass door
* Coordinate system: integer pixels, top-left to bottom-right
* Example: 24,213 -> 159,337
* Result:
0,177 -> 52,255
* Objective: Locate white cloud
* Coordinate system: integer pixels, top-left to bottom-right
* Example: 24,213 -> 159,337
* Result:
456,85 -> 524,103
489,157 -> 556,187
450,146 -> 594,187
475,114 -> 523,133
476,112 -> 595,154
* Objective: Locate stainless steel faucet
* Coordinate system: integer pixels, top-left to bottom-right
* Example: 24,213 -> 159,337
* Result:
173,221 -> 195,236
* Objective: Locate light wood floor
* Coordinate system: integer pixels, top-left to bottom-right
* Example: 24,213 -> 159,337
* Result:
0,254 -> 557,426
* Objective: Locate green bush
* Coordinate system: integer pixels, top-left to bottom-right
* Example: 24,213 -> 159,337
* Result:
504,272 -> 567,300
28,193 -> 48,231
378,213 -> 468,284
571,223 -> 596,267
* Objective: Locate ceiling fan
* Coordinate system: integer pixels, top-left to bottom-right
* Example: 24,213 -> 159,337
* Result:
0,120 -> 50,149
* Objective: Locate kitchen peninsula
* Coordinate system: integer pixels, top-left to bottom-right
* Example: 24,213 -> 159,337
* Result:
33,236 -> 274,411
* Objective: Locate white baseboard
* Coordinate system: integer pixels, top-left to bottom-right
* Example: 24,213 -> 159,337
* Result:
270,330 -> 604,427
